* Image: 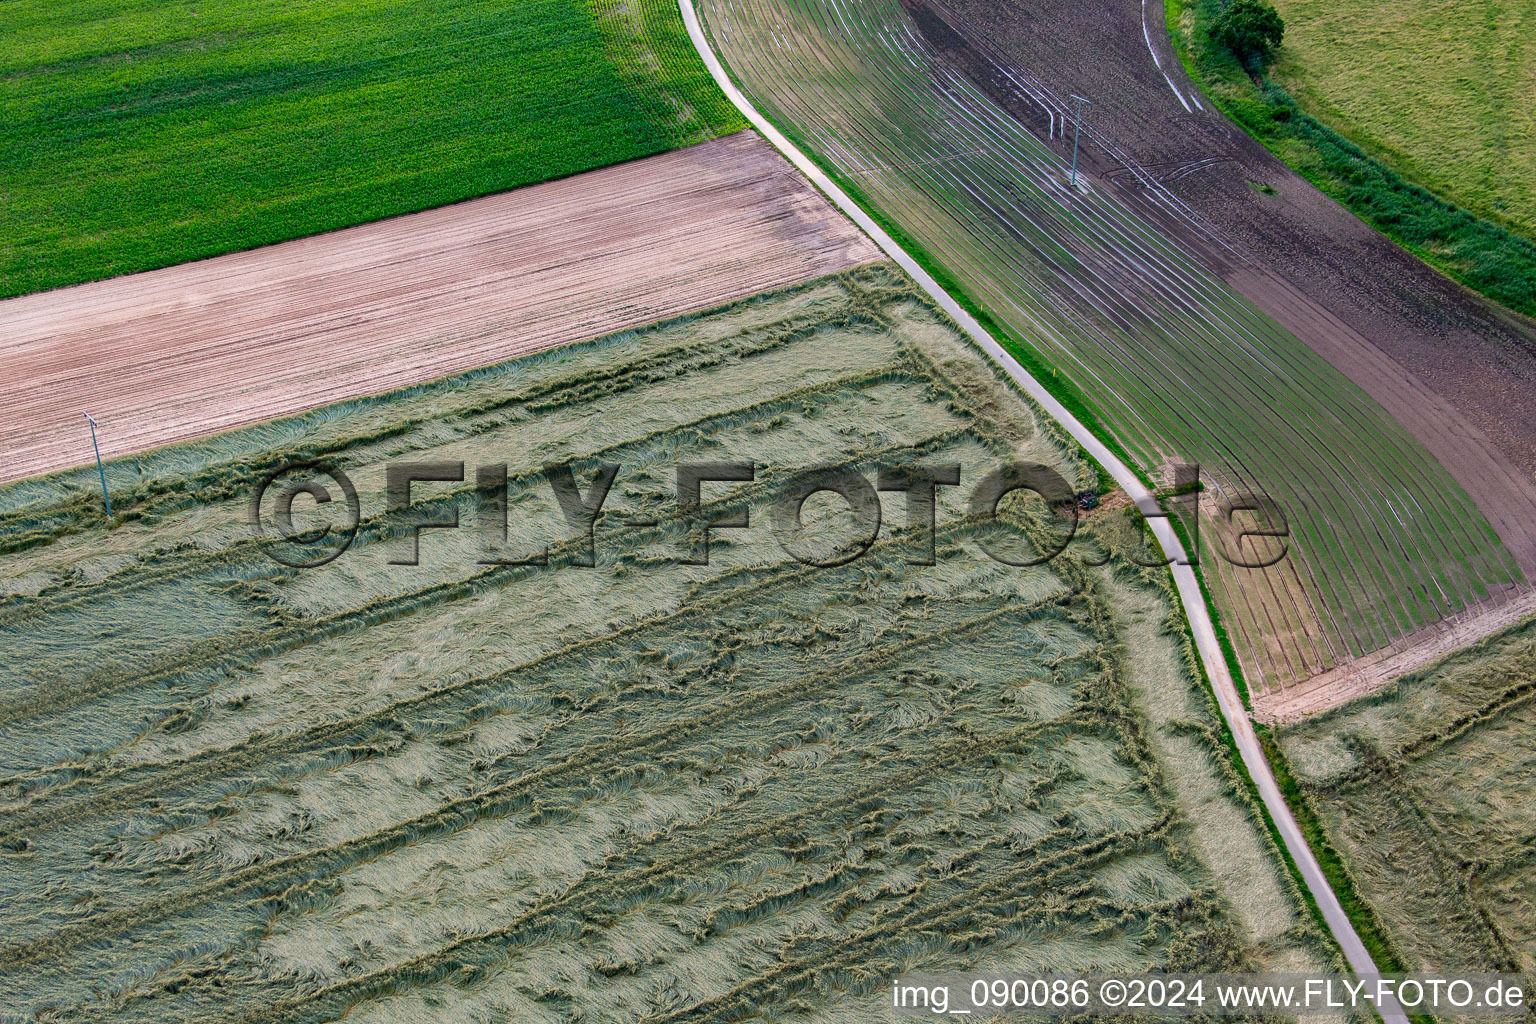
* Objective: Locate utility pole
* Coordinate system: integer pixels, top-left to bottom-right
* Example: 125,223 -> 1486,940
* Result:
83,412 -> 111,516
1069,94 -> 1091,191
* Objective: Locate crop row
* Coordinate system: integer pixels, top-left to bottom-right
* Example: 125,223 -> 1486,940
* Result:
693,0 -> 1520,691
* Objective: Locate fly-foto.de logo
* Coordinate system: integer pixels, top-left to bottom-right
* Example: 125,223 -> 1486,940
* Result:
247,460 -> 1289,571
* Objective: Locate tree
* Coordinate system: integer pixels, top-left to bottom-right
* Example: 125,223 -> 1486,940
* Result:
1212,0 -> 1285,70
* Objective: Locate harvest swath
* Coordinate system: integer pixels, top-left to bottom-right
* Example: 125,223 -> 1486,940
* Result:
0,269 -> 1328,1019
0,0 -> 742,298
693,0 -> 1523,694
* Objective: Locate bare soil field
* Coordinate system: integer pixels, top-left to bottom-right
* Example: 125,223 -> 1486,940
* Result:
0,132 -> 879,484
900,0 -> 1536,701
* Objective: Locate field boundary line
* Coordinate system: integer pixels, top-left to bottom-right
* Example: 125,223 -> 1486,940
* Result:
1255,584 -> 1536,724
675,2 -> 1404,1017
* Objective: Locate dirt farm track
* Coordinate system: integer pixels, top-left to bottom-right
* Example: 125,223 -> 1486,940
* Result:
0,132 -> 879,484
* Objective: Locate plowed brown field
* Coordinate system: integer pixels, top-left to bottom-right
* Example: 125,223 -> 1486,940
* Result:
0,132 -> 880,484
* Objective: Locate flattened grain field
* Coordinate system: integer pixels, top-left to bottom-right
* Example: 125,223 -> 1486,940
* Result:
0,268 -> 1331,1020
0,132 -> 879,485
1278,616 -> 1536,976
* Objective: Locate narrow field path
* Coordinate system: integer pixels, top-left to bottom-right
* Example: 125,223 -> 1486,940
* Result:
675,3 -> 1406,1017
0,132 -> 879,484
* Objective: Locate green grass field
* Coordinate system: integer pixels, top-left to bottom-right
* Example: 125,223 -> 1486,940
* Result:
1167,0 -> 1536,317
1277,616 -> 1536,976
1267,0 -> 1536,238
0,267 -> 1333,1017
0,0 -> 744,299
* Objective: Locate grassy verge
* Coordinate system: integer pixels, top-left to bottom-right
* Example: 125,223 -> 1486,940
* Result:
1261,727 -> 1447,1024
1189,596 -> 1436,1017
1157,570 -> 1327,931
0,0 -> 744,298
1165,0 -> 1536,319
1166,511 -> 1251,706
1255,728 -> 1424,978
